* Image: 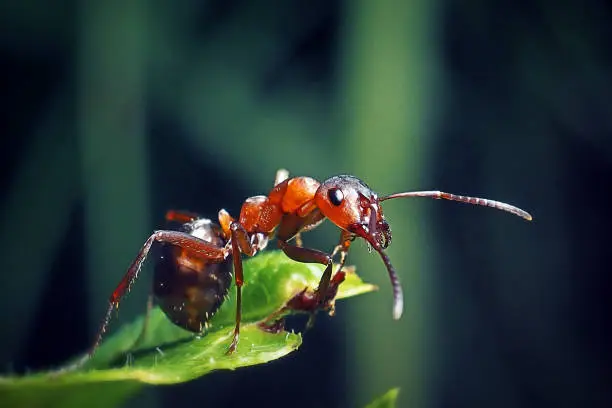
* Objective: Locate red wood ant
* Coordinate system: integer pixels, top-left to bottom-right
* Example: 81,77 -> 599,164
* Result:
80,169 -> 532,366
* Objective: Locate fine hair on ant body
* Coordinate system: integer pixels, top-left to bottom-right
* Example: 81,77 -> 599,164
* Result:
77,168 -> 532,367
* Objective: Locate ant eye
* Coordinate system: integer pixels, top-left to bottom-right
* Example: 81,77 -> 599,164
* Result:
328,188 -> 344,206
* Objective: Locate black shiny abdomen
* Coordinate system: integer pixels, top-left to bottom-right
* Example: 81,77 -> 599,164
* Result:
153,220 -> 232,333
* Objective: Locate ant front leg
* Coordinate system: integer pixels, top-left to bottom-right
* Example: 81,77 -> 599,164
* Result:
279,229 -> 354,309
315,230 -> 355,317
258,267 -> 348,331
277,240 -> 336,329
76,230 -> 228,369
331,230 -> 355,274
277,240 -> 333,307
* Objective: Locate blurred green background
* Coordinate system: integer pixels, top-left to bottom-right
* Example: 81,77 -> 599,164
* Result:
1,0 -> 610,407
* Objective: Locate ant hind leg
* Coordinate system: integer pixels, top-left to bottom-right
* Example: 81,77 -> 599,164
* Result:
75,230 -> 227,369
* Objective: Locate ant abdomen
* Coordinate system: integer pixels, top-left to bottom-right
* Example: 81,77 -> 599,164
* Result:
153,219 -> 232,333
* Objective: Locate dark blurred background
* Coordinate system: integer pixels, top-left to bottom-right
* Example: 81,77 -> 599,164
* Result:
1,0 -> 611,407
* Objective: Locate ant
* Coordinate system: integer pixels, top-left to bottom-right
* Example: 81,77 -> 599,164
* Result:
79,168 -> 532,367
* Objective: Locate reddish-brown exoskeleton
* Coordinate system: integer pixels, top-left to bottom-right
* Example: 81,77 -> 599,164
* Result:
80,168 -> 532,366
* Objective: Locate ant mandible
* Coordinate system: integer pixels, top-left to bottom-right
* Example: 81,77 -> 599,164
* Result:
83,168 -> 532,363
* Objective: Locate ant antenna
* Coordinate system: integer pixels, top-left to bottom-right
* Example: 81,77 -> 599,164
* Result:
380,191 -> 532,221
377,248 -> 403,320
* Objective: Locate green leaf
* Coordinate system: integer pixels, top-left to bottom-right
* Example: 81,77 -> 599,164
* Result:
365,388 -> 401,408
0,251 -> 377,408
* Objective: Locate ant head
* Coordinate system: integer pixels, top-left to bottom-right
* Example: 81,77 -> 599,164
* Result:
314,175 -> 533,321
315,175 -> 392,249
315,175 -> 402,319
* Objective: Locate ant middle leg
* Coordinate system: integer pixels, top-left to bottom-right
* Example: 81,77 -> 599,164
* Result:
226,221 -> 264,354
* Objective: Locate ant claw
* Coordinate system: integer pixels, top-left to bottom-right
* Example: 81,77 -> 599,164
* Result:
257,319 -> 286,334
226,331 -> 240,355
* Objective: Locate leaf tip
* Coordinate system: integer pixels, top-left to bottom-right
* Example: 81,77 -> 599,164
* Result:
365,387 -> 401,408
